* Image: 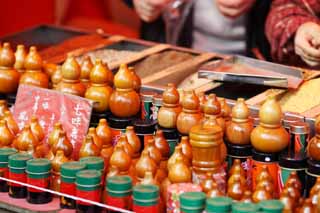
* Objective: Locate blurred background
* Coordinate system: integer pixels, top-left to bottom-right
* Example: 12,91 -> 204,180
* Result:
0,0 -> 140,38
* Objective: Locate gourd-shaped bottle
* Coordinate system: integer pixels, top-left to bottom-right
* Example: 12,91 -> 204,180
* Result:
43,63 -> 58,78
0,100 -> 8,117
197,92 -> 207,113
252,184 -> 272,203
167,145 -> 189,170
29,116 -> 45,142
56,55 -> 86,96
227,175 -> 245,200
14,44 -> 27,72
256,176 -> 274,198
100,144 -> 113,170
87,127 -> 103,151
201,172 -> 214,193
52,131 -> 73,158
109,143 -> 132,175
80,56 -> 93,88
135,149 -> 157,181
256,165 -> 273,184
79,135 -> 99,158
180,136 -> 192,163
220,98 -> 232,125
158,83 -> 182,128
177,90 -> 202,135
0,120 -> 15,147
16,124 -> 39,153
140,171 -> 158,185
107,165 -> 120,177
228,165 -> 247,188
226,98 -> 253,145
284,181 -> 300,204
228,159 -> 246,177
168,155 -> 192,183
145,139 -> 162,166
115,134 -> 134,157
85,59 -> 113,112
96,119 -> 112,147
129,67 -> 141,92
51,66 -> 62,89
51,150 -> 69,191
48,122 -> 63,147
20,46 -> 49,88
189,117 -> 224,175
251,96 -> 289,153
241,190 -> 253,203
125,126 -> 141,160
3,110 -> 19,135
299,199 -> 316,213
203,94 -> 225,131
0,43 -> 20,93
154,130 -> 170,166
109,64 -> 140,117
207,181 -> 224,198
284,172 -> 302,195
280,188 -> 295,212
308,115 -> 320,161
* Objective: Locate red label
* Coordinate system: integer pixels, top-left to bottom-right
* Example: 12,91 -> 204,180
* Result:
27,177 -> 50,193
60,182 -> 76,195
9,172 -> 26,187
106,195 -> 131,209
133,203 -> 159,213
0,168 -> 9,178
76,189 -> 101,205
13,85 -> 93,160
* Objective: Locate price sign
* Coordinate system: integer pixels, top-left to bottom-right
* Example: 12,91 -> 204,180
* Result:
13,85 -> 93,160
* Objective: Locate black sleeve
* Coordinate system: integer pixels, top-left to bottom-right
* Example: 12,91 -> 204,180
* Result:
122,0 -> 133,8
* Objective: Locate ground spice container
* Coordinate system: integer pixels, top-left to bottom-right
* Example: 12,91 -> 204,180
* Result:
157,125 -> 180,156
306,159 -> 320,196
179,191 -> 206,213
141,92 -> 155,120
206,196 -> 232,213
134,119 -> 156,151
227,143 -> 252,188
76,169 -> 102,213
0,148 -> 17,192
108,114 -> 135,145
259,200 -> 284,213
289,122 -> 309,154
252,149 -> 279,196
26,158 -> 52,204
151,94 -> 162,121
106,175 -> 132,212
278,152 -> 306,195
133,184 -> 159,213
232,202 -> 260,213
60,161 -> 86,209
79,156 -> 105,187
8,153 -> 32,198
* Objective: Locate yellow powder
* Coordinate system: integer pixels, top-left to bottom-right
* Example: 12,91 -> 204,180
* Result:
280,78 -> 320,113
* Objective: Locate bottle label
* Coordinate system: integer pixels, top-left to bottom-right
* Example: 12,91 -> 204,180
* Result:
76,189 -> 101,205
27,177 -> 50,193
227,155 -> 253,190
151,104 -> 161,121
141,101 -> 152,120
111,128 -> 126,146
293,133 -> 308,154
278,167 -> 306,196
133,203 -> 159,213
60,181 -> 76,195
252,160 -> 279,197
9,172 -> 26,187
106,194 -> 131,210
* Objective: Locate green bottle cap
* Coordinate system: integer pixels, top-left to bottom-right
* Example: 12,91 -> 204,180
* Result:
259,200 -> 284,213
26,158 -> 51,178
76,169 -> 101,188
0,148 -> 17,164
133,184 -> 159,200
61,161 -> 86,182
206,196 -> 233,213
180,192 -> 206,211
232,202 -> 260,213
106,175 -> 132,196
8,153 -> 32,170
79,156 -> 104,171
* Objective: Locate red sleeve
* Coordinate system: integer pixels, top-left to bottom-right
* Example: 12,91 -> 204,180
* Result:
265,0 -> 320,64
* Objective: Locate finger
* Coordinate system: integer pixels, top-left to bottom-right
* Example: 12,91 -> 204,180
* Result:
302,57 -> 320,67
296,46 -> 320,61
296,37 -> 320,58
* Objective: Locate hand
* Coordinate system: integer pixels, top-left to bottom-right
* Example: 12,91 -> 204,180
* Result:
133,0 -> 170,23
216,0 -> 255,18
295,22 -> 320,67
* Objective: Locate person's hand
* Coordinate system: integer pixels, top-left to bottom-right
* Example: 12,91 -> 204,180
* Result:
216,0 -> 256,18
295,22 -> 320,67
133,0 -> 170,23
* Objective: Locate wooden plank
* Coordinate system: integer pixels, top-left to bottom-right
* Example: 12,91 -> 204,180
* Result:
108,44 -> 171,70
245,88 -> 286,106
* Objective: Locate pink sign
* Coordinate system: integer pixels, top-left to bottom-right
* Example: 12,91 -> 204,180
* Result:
13,85 -> 93,160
